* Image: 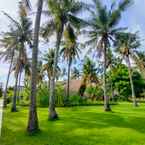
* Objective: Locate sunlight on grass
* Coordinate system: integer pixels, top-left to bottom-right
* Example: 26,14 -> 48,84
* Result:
1,103 -> 145,145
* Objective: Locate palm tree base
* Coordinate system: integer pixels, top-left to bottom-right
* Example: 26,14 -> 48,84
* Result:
104,105 -> 111,112
11,107 -> 18,112
27,109 -> 39,134
133,101 -> 138,107
49,110 -> 58,120
27,128 -> 40,135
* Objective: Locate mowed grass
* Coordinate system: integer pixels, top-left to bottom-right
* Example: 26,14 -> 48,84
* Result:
1,103 -> 145,145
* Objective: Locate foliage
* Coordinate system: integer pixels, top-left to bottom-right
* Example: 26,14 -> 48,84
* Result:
108,64 -> 145,100
5,87 -> 13,103
55,83 -> 65,107
85,85 -> 103,101
37,83 -> 49,107
132,71 -> 145,98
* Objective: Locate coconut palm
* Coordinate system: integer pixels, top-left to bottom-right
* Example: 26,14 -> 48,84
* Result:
85,0 -> 132,111
61,24 -> 80,105
43,48 -> 60,89
0,31 -> 18,108
79,57 -> 98,97
42,0 -> 85,120
22,0 -> 44,133
2,2 -> 32,112
115,32 -> 140,107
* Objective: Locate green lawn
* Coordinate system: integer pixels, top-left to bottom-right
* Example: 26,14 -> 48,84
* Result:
1,103 -> 145,145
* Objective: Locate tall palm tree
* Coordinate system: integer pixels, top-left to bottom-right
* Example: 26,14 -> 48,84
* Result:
61,24 -> 80,105
42,0 -> 85,120
0,31 -> 18,108
21,0 -> 43,132
3,2 -> 32,112
23,0 -> 44,133
85,0 -> 132,111
115,32 -> 140,107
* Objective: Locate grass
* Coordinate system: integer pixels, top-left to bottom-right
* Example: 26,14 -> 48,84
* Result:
1,102 -> 145,145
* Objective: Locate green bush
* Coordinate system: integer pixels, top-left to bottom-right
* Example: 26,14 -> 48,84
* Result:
85,85 -> 103,101
37,83 -> 65,107
55,84 -> 65,106
69,93 -> 86,106
37,84 -> 49,107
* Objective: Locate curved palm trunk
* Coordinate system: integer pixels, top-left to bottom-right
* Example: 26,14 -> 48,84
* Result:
127,56 -> 138,107
103,41 -> 111,111
3,52 -> 14,108
11,72 -> 19,112
27,0 -> 43,133
49,24 -> 64,120
64,58 -> 71,106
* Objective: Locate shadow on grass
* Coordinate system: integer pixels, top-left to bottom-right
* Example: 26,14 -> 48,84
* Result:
1,105 -> 145,145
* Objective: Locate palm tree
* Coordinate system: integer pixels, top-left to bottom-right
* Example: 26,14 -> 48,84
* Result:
80,57 -> 98,97
106,48 -> 118,101
3,2 -> 32,112
42,0 -> 85,120
85,0 -> 132,111
43,48 -> 60,89
23,0 -> 43,133
61,24 -> 80,106
115,32 -> 140,107
0,31 -> 18,108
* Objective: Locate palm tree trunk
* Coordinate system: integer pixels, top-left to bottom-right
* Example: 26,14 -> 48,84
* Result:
64,58 -> 71,106
110,64 -> 114,102
3,52 -> 14,108
49,24 -> 64,120
17,68 -> 22,104
103,41 -> 111,111
27,0 -> 43,133
11,72 -> 19,112
127,56 -> 138,107
47,75 -> 51,89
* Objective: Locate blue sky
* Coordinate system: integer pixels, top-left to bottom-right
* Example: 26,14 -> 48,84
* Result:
0,0 -> 145,87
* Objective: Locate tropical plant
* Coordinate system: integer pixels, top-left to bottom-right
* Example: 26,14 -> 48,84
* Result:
43,48 -> 60,89
0,31 -> 17,107
42,0 -> 85,120
23,0 -> 44,133
2,2 -> 32,112
61,24 -> 80,105
115,32 -> 140,106
80,57 -> 98,97
84,0 -> 132,111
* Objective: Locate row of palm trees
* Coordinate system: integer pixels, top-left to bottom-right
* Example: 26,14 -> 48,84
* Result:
0,0 -> 145,134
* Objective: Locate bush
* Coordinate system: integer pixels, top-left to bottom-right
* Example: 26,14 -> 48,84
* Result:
69,93 -> 87,106
37,83 -> 65,107
37,84 -> 49,107
85,85 -> 103,101
55,83 -> 65,106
